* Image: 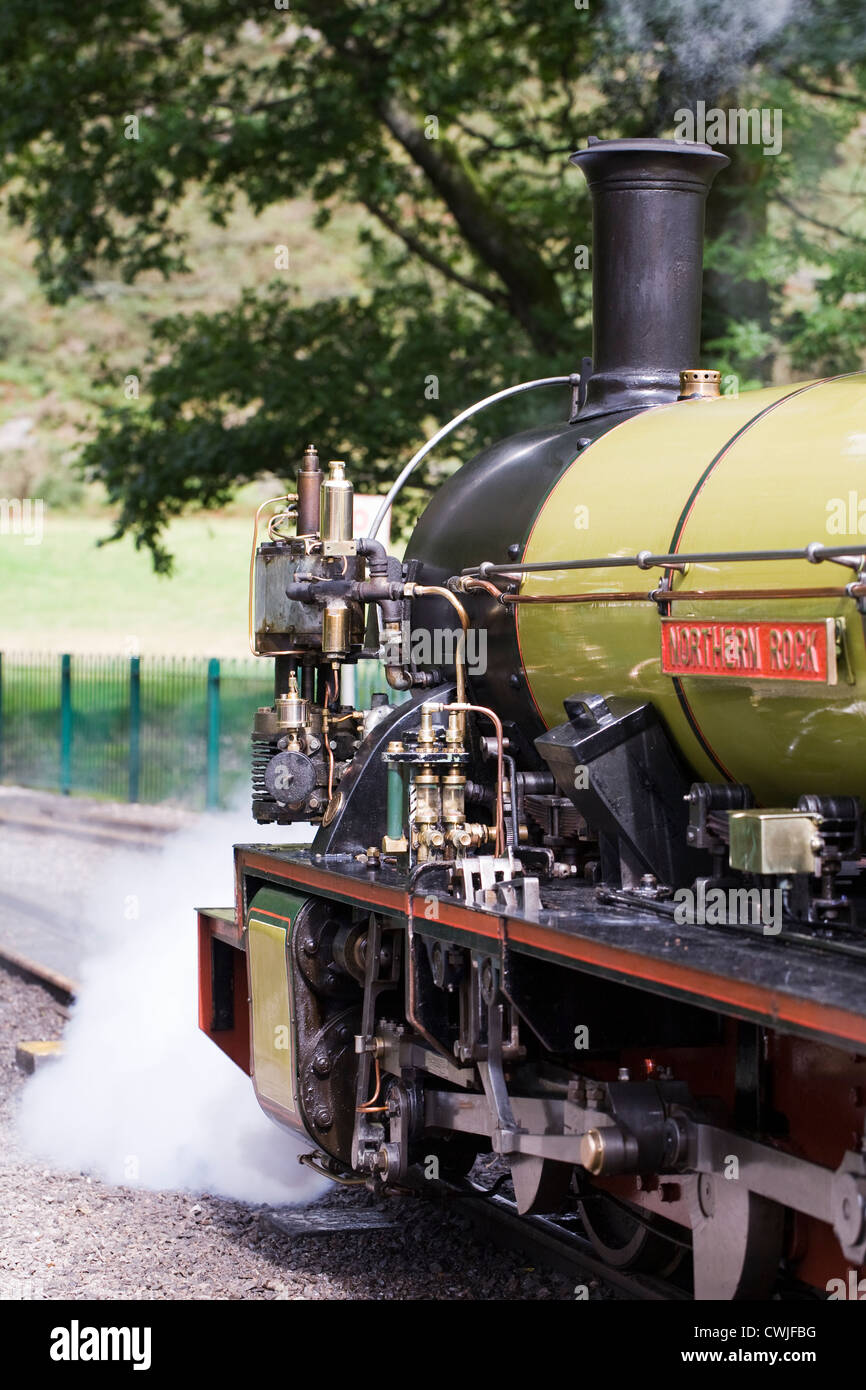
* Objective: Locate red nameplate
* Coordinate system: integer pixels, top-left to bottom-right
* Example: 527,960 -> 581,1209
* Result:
660,618 -> 837,684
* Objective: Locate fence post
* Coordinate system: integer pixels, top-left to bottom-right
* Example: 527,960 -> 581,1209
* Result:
129,655 -> 141,803
0,652 -> 3,785
60,653 -> 72,795
206,658 -> 220,809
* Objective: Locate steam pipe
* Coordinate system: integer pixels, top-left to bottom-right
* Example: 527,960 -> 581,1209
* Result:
365,375 -> 579,540
404,583 -> 469,719
357,536 -> 411,689
356,537 -> 404,626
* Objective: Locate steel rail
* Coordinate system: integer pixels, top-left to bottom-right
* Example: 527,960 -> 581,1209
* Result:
0,944 -> 77,1005
424,1175 -> 689,1300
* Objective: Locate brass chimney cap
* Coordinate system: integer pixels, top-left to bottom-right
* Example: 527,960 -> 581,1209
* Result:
678,368 -> 721,400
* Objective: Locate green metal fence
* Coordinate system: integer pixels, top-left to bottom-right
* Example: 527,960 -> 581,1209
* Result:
0,652 -> 393,810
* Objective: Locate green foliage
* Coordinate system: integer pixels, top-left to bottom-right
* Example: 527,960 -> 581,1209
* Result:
2,0 -> 866,564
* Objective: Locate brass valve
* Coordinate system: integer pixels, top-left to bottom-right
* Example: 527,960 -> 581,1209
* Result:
275,672 -> 307,730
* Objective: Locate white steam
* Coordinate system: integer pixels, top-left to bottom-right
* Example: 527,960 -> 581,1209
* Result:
609,0 -> 796,95
18,810 -> 326,1205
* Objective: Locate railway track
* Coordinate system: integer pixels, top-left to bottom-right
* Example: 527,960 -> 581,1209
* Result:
0,791 -> 193,986
0,803 -> 190,853
433,1177 -> 686,1300
0,943 -> 76,1006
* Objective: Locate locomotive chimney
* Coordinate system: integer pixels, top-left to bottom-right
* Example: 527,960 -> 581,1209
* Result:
571,137 -> 729,417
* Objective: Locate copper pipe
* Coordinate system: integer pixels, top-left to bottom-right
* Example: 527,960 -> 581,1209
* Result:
357,1056 -> 386,1112
267,507 -> 298,540
325,709 -> 357,803
460,576 -> 506,600
501,586 -> 853,606
324,713 -> 335,802
405,585 -> 470,733
425,700 -> 504,856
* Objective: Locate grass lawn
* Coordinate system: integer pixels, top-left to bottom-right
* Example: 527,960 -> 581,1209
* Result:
1,512 -> 259,658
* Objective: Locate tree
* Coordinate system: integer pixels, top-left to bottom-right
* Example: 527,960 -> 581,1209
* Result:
1,0 -> 865,567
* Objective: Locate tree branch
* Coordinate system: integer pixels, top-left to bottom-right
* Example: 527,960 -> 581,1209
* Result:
360,197 -> 508,307
377,95 -> 567,350
454,117 -> 574,158
775,193 -> 866,245
795,80 -> 866,107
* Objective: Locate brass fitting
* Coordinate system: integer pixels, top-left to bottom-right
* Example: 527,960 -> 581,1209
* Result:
678,368 -> 721,400
445,711 -> 464,748
441,771 -> 466,824
447,825 -> 474,851
457,823 -> 491,850
322,597 -> 351,657
417,705 -> 437,748
275,672 -> 307,729
579,1129 -> 606,1175
412,768 -> 441,824
415,825 -> 446,850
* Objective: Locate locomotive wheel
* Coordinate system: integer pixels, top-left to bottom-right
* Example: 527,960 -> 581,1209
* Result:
421,1132 -> 486,1180
688,1174 -> 784,1300
578,1190 -> 686,1276
510,1154 -> 574,1216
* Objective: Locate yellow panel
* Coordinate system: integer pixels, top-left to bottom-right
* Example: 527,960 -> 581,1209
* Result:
518,375 -> 866,802
248,916 -> 296,1113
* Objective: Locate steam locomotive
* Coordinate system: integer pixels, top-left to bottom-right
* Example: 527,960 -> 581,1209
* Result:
197,138 -> 866,1300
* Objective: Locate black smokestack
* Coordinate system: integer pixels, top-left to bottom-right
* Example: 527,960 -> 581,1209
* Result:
571,137 -> 729,417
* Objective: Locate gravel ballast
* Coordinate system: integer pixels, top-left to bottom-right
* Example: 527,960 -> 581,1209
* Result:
0,968 -> 579,1301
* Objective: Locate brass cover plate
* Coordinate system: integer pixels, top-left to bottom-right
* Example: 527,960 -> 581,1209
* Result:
248,915 -> 296,1113
728,809 -> 821,875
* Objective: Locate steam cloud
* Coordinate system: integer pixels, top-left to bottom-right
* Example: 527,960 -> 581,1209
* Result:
609,0 -> 796,97
18,810 -> 326,1205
